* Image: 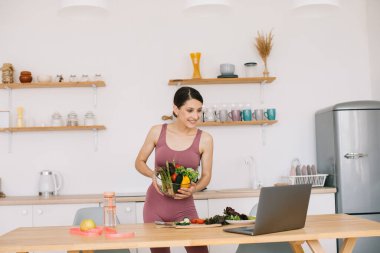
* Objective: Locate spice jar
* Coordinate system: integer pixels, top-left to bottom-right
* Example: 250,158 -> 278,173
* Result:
66,111 -> 79,126
84,111 -> 96,126
19,71 -> 33,83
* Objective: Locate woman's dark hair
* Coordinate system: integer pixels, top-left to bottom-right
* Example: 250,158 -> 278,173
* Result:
173,86 -> 203,117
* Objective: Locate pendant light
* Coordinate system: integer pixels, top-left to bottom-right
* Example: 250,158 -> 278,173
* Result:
292,0 -> 340,18
184,0 -> 231,17
293,0 -> 340,9
185,0 -> 231,10
59,0 -> 108,17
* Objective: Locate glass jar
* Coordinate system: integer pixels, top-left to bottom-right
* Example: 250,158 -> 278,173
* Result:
67,111 -> 79,126
51,112 -> 63,127
103,192 -> 116,228
244,62 -> 258,77
69,74 -> 77,82
84,111 -> 96,126
80,74 -> 89,82
94,74 -> 103,81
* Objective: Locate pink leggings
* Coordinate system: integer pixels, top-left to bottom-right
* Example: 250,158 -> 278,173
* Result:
143,185 -> 209,253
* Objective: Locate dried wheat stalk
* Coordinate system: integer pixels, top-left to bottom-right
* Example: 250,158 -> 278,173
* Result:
255,31 -> 274,76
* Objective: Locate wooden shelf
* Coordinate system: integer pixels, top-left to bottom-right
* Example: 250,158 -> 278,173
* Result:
0,125 -> 106,132
0,81 -> 105,89
168,77 -> 276,86
197,120 -> 277,127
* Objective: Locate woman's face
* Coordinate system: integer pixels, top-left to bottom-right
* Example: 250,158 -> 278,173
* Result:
174,99 -> 203,128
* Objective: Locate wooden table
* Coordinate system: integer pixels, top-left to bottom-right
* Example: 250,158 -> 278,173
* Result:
0,214 -> 379,253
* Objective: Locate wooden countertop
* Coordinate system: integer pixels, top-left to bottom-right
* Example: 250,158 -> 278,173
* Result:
1,214 -> 379,253
0,187 -> 336,206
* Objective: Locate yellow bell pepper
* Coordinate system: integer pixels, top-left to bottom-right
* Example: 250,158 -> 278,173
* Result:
181,176 -> 191,188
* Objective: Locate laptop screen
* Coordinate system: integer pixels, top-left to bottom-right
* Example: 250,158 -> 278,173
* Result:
224,184 -> 312,236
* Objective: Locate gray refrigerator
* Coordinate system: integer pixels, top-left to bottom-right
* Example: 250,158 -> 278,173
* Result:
315,100 -> 380,253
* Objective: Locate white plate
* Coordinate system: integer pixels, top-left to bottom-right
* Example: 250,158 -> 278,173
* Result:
226,220 -> 255,225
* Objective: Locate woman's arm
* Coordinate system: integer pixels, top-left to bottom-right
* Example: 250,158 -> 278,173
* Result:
135,125 -> 161,178
195,131 -> 213,192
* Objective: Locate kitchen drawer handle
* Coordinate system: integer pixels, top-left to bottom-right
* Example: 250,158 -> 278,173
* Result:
36,209 -> 43,215
21,210 -> 28,216
125,207 -> 131,212
344,153 -> 368,159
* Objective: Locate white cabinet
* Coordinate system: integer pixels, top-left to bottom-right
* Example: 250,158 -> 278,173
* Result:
116,202 -> 137,224
0,205 -> 33,235
33,203 -> 99,227
0,203 -> 98,253
33,203 -> 99,253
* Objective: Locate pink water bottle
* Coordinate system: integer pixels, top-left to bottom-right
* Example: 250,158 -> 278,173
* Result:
103,192 -> 116,228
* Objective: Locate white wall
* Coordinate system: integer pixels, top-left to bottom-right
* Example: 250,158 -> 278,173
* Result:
0,0 -> 373,195
367,0 -> 380,99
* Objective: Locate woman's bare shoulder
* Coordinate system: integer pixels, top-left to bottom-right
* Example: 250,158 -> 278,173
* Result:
200,130 -> 213,144
149,124 -> 164,137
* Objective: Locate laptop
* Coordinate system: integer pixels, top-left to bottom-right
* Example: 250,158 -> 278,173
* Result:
223,184 -> 312,236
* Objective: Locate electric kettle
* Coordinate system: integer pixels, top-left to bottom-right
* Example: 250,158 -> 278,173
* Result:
38,170 -> 63,197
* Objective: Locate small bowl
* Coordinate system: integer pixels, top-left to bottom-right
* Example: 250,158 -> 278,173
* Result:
220,63 -> 235,76
37,75 -> 52,83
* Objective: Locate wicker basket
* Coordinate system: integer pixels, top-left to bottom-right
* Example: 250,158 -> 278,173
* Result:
288,174 -> 328,187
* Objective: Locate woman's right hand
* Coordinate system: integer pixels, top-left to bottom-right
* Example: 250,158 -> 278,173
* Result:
152,171 -> 164,196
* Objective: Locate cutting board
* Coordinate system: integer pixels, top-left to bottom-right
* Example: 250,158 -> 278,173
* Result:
156,222 -> 222,229
175,224 -> 222,229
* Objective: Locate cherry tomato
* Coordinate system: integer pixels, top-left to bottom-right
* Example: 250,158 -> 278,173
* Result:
190,218 -> 205,224
196,219 -> 205,224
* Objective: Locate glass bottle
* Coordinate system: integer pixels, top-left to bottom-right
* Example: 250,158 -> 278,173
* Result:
103,192 -> 116,228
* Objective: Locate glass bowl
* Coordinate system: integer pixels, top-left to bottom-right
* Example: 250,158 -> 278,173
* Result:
154,172 -> 191,198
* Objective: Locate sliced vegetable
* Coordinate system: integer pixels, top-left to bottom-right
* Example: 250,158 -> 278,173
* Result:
175,217 -> 191,226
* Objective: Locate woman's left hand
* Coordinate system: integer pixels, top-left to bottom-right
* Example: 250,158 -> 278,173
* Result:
174,182 -> 196,199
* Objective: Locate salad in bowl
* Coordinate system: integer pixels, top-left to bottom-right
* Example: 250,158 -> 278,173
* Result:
155,161 -> 199,197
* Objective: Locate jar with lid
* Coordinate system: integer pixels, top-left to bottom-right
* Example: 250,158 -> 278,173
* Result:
51,112 -> 63,127
103,192 -> 116,228
94,74 -> 103,81
84,111 -> 96,126
244,62 -> 258,77
66,111 -> 79,126
19,71 -> 33,83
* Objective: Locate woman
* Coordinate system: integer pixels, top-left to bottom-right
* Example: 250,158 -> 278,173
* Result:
135,86 -> 213,253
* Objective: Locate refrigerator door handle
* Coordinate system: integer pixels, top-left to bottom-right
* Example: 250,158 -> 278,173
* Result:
344,152 -> 368,159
